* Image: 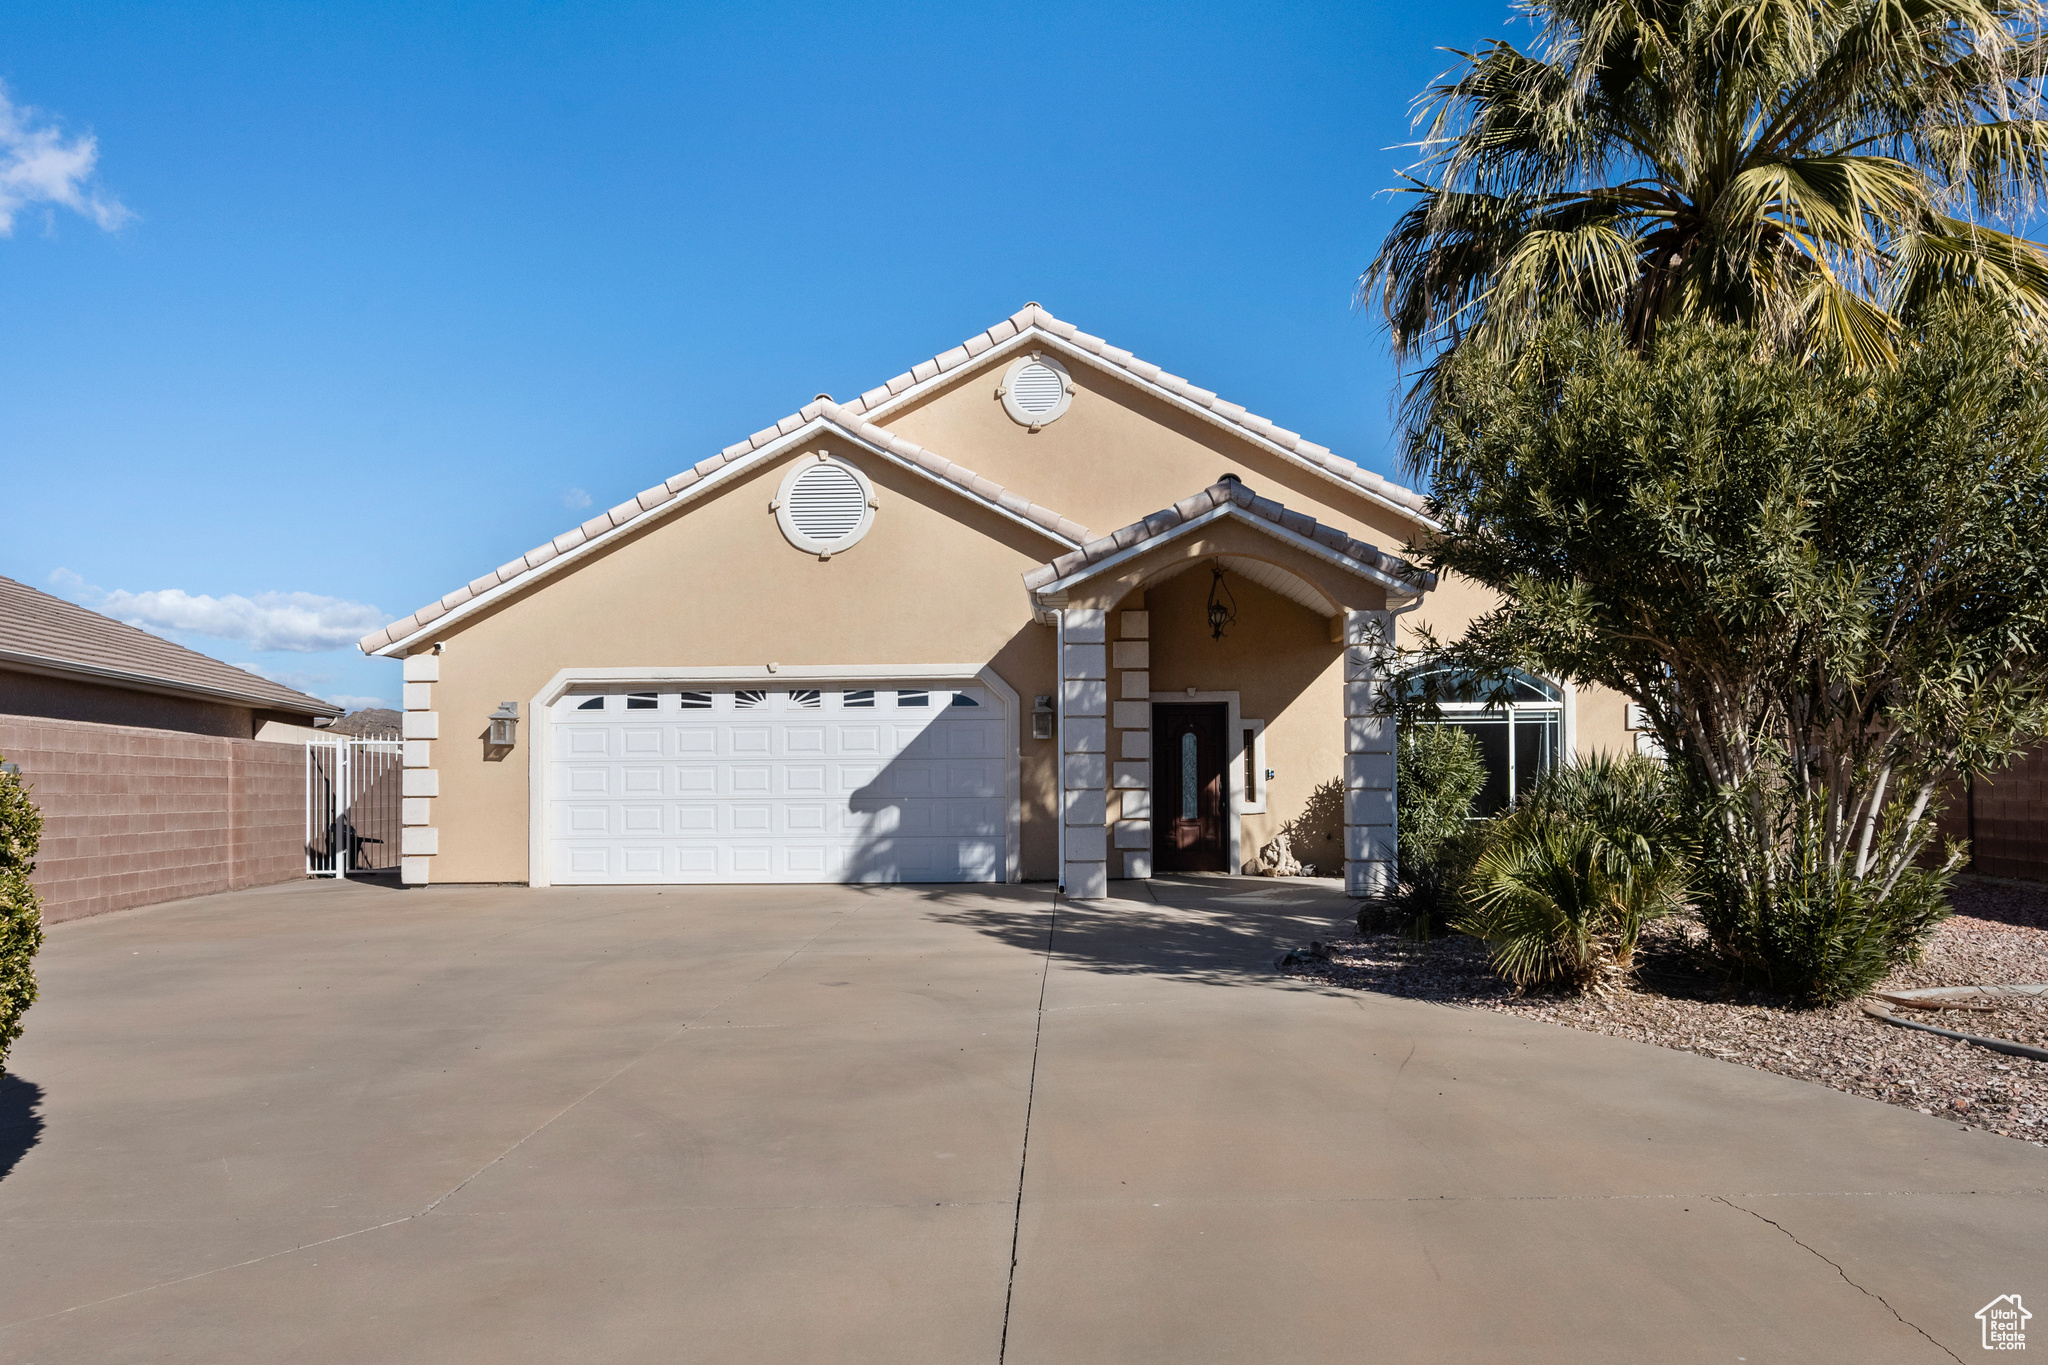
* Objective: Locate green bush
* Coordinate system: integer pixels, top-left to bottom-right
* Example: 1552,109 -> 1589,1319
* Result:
1456,755 -> 1691,992
0,754 -> 44,1074
1696,812 -> 1953,1005
1363,724 -> 1487,935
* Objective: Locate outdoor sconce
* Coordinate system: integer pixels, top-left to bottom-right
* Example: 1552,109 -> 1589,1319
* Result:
487,702 -> 519,753
1206,563 -> 1238,641
1031,695 -> 1055,740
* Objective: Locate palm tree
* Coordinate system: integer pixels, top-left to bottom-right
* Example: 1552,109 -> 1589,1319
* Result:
1362,0 -> 2048,468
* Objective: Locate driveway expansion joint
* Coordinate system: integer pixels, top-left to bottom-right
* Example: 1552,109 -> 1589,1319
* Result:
997,891 -> 1058,1365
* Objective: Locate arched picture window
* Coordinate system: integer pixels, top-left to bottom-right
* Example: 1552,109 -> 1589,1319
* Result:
1402,665 -> 1565,815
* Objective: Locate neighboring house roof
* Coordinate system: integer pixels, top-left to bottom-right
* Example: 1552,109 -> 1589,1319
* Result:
0,575 -> 343,718
1022,475 -> 1437,617
357,400 -> 1093,657
357,303 -> 1435,659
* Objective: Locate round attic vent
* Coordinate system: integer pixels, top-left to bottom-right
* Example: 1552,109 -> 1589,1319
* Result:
1000,353 -> 1074,427
775,454 -> 875,555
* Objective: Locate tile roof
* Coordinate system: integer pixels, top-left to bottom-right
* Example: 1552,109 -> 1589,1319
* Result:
1022,475 -> 1437,598
356,403 -> 1092,655
0,575 -> 343,717
358,303 -> 1433,657
844,304 -> 1436,522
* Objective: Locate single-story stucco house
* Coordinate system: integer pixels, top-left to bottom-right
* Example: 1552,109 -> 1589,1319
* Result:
358,304 -> 1632,898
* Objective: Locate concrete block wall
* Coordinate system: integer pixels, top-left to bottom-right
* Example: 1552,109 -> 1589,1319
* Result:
1342,609 -> 1397,899
1112,610 -> 1152,880
1931,743 -> 2048,882
400,653 -> 439,884
0,716 -> 307,922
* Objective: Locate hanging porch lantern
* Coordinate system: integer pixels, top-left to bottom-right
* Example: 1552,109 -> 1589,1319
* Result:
1206,563 -> 1237,640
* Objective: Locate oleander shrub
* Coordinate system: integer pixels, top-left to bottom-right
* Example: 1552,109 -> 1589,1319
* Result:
0,754 -> 44,1074
1361,723 -> 1487,936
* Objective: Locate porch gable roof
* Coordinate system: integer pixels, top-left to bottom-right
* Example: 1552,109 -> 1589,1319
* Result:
1021,475 -> 1437,615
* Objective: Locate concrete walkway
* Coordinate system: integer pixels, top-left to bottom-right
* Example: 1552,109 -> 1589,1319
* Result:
0,876 -> 2040,1362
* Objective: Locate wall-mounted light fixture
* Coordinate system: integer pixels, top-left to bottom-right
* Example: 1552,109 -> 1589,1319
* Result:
1031,695 -> 1055,741
1206,563 -> 1238,640
487,702 -> 519,754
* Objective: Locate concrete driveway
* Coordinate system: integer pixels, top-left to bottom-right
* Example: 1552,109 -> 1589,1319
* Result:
0,877 -> 2040,1363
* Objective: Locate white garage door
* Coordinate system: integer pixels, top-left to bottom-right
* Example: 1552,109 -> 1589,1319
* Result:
547,684 -> 1008,884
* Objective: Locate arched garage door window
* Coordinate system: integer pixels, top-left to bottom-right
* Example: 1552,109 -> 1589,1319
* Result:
1403,666 -> 1564,816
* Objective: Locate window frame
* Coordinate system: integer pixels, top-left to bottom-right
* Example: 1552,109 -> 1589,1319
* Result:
1405,665 -> 1573,814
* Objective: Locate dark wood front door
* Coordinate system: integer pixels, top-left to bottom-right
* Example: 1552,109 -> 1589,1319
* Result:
1153,703 -> 1229,872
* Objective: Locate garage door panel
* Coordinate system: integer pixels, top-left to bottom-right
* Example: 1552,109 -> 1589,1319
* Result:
548,684 -> 1009,885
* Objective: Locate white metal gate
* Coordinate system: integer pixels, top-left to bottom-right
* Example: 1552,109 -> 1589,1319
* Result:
306,738 -> 404,877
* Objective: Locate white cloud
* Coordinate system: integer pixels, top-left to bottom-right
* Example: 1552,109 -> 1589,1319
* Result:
562,487 -> 592,509
50,569 -> 389,654
0,82 -> 132,236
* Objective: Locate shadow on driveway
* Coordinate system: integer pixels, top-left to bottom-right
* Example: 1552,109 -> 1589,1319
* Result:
0,1073 -> 43,1183
921,874 -> 1360,987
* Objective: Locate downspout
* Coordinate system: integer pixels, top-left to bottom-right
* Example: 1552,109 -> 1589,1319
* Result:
1054,608 -> 1067,894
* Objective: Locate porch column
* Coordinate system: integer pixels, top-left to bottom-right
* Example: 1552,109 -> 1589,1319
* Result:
1060,607 -> 1110,899
1111,609 -> 1151,879
1343,609 -> 1397,899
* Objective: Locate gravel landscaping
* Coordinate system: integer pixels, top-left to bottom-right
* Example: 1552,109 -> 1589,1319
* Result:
1281,874 -> 2048,1145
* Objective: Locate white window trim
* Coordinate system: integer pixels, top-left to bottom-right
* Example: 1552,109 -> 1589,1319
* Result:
1151,690 -> 1243,873
527,663 -> 1021,888
998,352 -> 1075,429
773,452 -> 876,556
1239,718 -> 1267,815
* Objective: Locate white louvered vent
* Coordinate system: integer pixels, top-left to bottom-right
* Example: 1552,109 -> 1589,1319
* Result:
786,463 -> 866,542
1010,362 -> 1065,415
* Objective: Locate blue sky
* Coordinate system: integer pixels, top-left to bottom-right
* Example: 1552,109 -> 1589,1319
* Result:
2,0 -> 1515,710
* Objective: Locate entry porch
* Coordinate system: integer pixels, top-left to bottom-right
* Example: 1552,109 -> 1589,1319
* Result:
1021,475 -> 1436,900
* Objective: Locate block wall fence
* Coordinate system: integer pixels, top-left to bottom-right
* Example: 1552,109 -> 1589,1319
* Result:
0,716 -> 306,922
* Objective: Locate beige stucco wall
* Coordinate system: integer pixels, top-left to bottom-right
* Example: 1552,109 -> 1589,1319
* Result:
419,439 -> 1066,882
403,336 -> 1634,884
1133,569 -> 1348,874
885,356 -> 1631,762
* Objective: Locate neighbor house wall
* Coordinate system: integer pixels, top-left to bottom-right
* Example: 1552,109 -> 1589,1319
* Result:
0,668 -> 255,739
0,715 -> 306,922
